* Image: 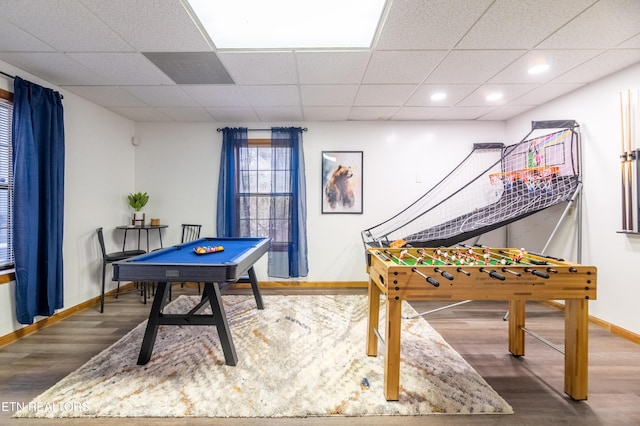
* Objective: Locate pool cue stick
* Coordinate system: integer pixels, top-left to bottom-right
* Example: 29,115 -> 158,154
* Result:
627,89 -> 633,229
620,91 -> 628,230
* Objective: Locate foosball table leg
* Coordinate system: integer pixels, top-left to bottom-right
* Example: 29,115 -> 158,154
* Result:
384,297 -> 402,401
508,299 -> 526,356
366,278 -> 381,357
564,299 -> 589,400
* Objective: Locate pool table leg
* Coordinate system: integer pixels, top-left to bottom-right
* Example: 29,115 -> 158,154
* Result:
203,282 -> 238,366
246,266 -> 264,310
137,281 -> 170,365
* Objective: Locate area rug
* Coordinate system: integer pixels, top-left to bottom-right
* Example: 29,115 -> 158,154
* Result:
14,294 -> 512,418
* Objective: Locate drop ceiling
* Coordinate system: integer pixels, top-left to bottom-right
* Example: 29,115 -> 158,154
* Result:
0,0 -> 638,123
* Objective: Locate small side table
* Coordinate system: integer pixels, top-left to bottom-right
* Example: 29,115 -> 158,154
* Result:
116,224 -> 168,252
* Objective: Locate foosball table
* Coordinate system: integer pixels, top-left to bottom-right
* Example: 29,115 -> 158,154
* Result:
365,245 -> 597,401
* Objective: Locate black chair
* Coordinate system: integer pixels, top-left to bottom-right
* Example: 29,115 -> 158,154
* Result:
181,224 -> 202,243
97,227 -> 145,313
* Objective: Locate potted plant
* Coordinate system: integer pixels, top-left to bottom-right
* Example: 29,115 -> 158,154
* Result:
128,191 -> 149,225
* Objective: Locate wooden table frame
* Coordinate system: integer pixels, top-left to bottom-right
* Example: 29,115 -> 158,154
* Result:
365,247 -> 596,401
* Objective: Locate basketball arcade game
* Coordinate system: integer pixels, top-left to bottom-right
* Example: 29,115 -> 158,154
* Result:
361,120 -> 582,248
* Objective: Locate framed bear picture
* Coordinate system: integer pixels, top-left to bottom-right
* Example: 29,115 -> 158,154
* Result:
321,151 -> 363,214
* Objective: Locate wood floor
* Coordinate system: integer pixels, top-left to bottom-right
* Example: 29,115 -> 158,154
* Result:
1,285 -> 639,425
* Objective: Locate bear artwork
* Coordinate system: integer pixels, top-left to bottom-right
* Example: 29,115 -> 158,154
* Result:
325,165 -> 355,209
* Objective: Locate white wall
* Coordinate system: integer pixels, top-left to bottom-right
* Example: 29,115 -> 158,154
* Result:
135,120 -> 506,282
0,61 -> 137,337
506,62 -> 640,335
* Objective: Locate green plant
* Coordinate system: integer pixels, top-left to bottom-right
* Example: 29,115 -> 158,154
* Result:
128,192 -> 149,211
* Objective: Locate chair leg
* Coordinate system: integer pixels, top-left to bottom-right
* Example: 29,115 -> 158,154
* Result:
100,263 -> 107,313
115,281 -> 121,299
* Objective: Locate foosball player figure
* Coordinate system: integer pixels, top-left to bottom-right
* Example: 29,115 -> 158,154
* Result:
399,249 -> 408,262
483,247 -> 491,264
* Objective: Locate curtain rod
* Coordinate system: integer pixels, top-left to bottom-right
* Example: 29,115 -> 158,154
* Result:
217,127 -> 307,132
0,70 -> 64,99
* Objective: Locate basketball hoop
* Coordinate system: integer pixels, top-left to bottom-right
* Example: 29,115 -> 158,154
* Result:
519,166 -> 560,194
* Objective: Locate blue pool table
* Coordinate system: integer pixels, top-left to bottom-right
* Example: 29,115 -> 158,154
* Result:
113,237 -> 271,365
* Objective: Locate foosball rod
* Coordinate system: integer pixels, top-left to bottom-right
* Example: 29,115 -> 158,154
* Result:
404,249 -> 454,280
383,250 -> 440,288
463,245 -> 550,278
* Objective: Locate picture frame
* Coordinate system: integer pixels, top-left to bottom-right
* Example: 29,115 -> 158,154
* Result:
321,151 -> 363,214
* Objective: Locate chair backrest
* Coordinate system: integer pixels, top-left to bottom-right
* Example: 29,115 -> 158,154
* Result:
96,227 -> 107,259
181,224 -> 202,243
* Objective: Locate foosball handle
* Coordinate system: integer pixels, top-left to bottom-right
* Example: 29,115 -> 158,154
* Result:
525,268 -> 550,279
434,267 -> 454,280
489,270 -> 506,281
412,267 -> 440,287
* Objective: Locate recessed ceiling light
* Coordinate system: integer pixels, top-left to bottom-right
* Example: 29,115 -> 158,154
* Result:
186,0 -> 387,49
430,92 -> 447,101
528,64 -> 550,75
486,93 -> 503,101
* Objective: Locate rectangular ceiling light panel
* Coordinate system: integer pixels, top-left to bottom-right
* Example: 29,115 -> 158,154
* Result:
186,0 -> 387,49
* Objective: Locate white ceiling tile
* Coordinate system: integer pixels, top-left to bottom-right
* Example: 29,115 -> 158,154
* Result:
363,51 -> 447,84
551,49 -> 640,83
181,85 -> 250,107
61,86 -> 147,107
425,50 -> 526,84
108,107 -> 172,122
0,0 -> 131,52
303,107 -> 351,121
375,0 -> 494,49
457,84 -> 539,107
296,51 -> 370,84
457,0 -> 596,49
405,84 -> 478,107
156,107 -> 215,122
510,83 -> 585,106
205,107 -> 260,122
348,106 -> 400,120
392,107 -> 450,121
67,53 -> 174,85
122,86 -> 199,107
80,0 -> 213,51
537,0 -> 640,49
254,107 -> 303,122
0,17 -> 55,52
0,52 -> 112,85
354,85 -> 417,106
241,85 -> 300,107
489,50 -> 603,83
218,52 -> 298,85
429,106 -> 497,120
478,105 -> 536,120
300,85 -> 359,106
617,33 -> 640,48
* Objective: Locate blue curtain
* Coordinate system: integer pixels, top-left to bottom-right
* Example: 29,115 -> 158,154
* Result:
216,127 -> 248,237
12,76 -> 65,324
269,127 -> 308,278
215,127 -> 308,278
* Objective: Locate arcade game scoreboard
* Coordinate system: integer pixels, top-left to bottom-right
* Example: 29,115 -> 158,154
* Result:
365,246 -> 597,401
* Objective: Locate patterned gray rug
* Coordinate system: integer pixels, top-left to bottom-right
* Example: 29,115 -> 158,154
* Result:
14,294 -> 512,418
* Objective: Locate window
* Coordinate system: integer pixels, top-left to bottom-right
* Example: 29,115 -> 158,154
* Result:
0,88 -> 13,270
237,139 -> 291,251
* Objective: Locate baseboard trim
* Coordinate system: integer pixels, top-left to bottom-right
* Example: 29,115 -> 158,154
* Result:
542,300 -> 640,345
